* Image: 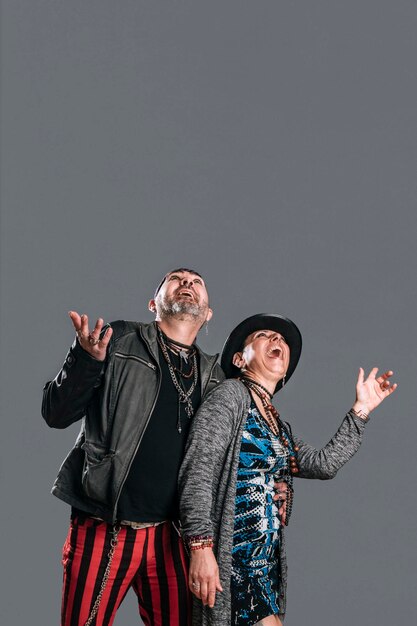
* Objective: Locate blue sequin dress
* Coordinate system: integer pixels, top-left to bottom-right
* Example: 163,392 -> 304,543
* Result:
231,401 -> 291,625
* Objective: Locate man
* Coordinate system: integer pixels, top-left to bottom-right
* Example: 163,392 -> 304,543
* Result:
42,268 -> 224,626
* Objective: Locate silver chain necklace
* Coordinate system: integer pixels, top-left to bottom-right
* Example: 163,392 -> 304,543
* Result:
157,330 -> 198,432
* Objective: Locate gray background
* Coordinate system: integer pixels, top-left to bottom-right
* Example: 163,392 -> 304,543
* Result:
1,1 -> 416,624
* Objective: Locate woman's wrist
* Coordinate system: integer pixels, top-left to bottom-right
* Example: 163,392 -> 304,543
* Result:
187,535 -> 214,551
190,545 -> 214,558
351,403 -> 370,421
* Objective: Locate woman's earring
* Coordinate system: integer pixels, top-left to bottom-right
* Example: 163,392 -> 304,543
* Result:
205,321 -> 209,336
281,375 -> 286,388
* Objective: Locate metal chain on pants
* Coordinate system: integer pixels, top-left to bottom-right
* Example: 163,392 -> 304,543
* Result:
84,524 -> 121,626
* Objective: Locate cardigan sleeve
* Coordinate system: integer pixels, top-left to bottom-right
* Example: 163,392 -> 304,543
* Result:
293,410 -> 369,480
178,380 -> 242,540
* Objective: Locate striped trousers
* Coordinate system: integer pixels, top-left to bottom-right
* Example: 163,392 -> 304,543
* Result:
61,514 -> 191,626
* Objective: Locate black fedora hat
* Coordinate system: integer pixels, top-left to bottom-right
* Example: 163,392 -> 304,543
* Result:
220,313 -> 302,394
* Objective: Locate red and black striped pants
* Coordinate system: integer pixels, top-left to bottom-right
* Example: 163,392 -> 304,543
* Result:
61,514 -> 191,626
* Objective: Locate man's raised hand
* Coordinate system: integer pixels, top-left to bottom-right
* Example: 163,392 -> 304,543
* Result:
69,311 -> 113,362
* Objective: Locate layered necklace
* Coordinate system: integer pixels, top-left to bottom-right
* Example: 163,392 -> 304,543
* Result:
157,328 -> 199,433
240,375 -> 299,525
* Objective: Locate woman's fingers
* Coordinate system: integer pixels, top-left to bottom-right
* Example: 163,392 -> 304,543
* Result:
368,367 -> 379,380
207,584 -> 217,608
200,581 -> 208,605
189,576 -> 201,598
376,370 -> 393,382
189,573 -> 222,607
376,370 -> 394,390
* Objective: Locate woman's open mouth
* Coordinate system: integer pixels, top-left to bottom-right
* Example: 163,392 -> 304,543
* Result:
266,346 -> 282,358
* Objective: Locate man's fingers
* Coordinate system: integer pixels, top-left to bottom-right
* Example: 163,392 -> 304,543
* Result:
69,313 -> 111,353
368,367 -> 379,380
90,317 -> 104,338
273,491 -> 287,501
87,318 -> 105,345
357,367 -> 364,385
274,481 -> 287,502
273,482 -> 288,524
100,326 -> 113,347
79,314 -> 89,338
68,311 -> 82,331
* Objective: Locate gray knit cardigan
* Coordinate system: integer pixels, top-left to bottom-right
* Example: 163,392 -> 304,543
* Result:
178,379 -> 368,625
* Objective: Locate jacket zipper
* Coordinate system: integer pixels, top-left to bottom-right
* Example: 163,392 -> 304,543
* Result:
114,352 -> 156,370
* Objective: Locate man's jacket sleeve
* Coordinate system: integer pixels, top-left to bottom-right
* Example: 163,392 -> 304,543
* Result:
42,338 -> 106,429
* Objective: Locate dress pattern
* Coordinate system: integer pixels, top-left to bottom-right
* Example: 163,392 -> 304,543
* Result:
231,401 -> 292,625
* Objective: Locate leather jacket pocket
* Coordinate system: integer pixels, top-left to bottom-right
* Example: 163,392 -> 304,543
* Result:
81,441 -> 115,504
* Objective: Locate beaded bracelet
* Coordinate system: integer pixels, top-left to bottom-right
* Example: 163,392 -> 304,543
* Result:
189,541 -> 214,551
187,535 -> 214,551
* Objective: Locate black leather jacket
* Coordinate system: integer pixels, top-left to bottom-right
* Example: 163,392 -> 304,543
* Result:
42,320 -> 224,522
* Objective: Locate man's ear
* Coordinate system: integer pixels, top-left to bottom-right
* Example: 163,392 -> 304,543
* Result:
206,307 -> 213,322
148,299 -> 157,314
232,352 -> 246,369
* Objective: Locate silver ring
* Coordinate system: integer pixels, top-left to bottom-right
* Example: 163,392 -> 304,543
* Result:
88,334 -> 100,346
192,582 -> 200,589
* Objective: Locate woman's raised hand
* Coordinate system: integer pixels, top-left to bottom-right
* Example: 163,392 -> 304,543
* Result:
352,367 -> 397,417
189,548 -> 223,608
69,311 -> 113,362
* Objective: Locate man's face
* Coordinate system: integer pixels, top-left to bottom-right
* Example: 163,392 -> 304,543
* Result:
149,271 -> 212,324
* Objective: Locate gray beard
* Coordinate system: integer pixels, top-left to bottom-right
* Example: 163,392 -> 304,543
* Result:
157,296 -> 205,321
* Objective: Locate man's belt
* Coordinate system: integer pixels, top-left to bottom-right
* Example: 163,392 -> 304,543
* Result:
119,520 -> 165,530
90,516 -> 165,530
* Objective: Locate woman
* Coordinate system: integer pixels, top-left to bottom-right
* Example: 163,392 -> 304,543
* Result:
178,314 -> 396,626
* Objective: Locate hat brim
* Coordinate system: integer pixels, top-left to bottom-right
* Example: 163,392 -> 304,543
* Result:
220,313 -> 302,394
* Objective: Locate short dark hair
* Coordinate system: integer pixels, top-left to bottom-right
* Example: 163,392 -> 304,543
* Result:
154,268 -> 203,298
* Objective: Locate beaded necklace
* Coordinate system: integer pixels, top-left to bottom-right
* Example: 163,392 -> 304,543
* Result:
240,376 -> 299,525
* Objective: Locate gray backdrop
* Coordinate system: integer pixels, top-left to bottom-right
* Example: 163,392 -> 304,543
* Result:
1,1 -> 416,625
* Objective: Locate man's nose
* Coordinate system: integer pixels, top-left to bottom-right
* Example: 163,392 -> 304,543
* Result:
271,333 -> 282,342
181,277 -> 192,287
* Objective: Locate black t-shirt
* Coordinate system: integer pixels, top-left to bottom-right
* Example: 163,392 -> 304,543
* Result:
117,342 -> 201,522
